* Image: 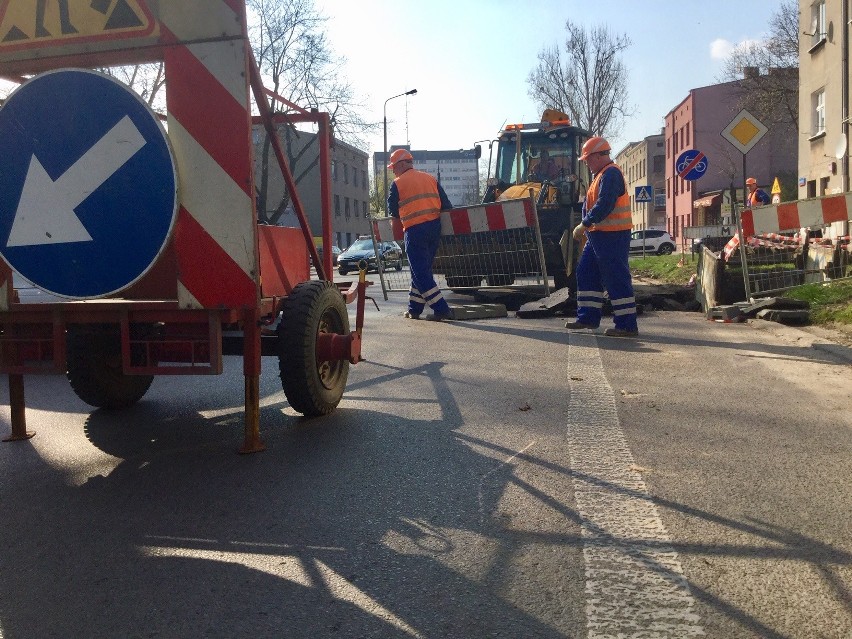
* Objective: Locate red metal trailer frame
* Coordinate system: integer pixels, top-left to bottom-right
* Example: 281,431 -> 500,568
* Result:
0,0 -> 367,451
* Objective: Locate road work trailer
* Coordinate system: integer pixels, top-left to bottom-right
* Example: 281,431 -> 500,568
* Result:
0,0 -> 369,451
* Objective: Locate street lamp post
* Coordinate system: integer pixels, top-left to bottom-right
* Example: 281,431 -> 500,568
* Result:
383,89 -> 417,216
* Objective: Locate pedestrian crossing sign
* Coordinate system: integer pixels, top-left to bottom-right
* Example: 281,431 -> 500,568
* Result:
634,186 -> 653,202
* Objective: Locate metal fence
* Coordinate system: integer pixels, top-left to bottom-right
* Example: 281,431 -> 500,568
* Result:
370,197 -> 548,295
724,195 -> 852,297
723,230 -> 851,297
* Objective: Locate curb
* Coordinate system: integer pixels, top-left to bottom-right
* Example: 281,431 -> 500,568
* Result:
749,319 -> 852,364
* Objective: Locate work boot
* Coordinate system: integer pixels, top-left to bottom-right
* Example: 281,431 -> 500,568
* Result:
564,320 -> 597,330
404,311 -> 420,320
604,327 -> 639,337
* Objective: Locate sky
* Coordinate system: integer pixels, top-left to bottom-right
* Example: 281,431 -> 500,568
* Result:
312,0 -> 783,161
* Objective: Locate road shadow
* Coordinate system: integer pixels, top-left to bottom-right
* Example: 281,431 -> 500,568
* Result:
0,361 -> 581,638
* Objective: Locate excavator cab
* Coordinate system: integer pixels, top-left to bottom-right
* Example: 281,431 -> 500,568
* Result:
480,114 -> 592,290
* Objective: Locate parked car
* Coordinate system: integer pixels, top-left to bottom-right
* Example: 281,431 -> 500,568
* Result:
311,244 -> 342,267
337,237 -> 403,275
629,229 -> 675,255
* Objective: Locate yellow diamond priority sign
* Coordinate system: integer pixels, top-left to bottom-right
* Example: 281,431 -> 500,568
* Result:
0,0 -> 155,51
721,109 -> 768,154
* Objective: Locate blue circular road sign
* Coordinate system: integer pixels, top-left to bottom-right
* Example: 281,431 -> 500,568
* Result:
0,69 -> 177,299
675,149 -> 708,181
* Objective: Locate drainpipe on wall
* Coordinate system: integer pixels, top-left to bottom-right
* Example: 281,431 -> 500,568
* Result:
842,0 -> 849,239
843,0 -> 850,194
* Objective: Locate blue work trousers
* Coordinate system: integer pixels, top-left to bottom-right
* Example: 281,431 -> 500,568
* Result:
405,218 -> 450,316
575,230 -> 638,331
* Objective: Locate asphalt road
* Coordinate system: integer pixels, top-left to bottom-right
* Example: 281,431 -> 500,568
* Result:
0,293 -> 850,638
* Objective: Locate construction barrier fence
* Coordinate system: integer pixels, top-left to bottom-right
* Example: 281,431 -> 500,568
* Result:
726,193 -> 852,297
370,197 -> 548,294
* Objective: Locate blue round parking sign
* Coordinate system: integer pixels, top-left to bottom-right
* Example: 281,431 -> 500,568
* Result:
675,149 -> 708,181
0,69 -> 177,299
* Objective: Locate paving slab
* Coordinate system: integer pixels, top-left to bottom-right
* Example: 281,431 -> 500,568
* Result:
449,303 -> 508,320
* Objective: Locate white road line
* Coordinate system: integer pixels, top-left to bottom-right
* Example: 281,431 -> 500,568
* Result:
567,334 -> 705,638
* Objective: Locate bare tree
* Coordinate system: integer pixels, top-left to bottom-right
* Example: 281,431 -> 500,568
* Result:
718,0 -> 798,128
526,21 -> 634,140
248,0 -> 375,224
102,62 -> 166,110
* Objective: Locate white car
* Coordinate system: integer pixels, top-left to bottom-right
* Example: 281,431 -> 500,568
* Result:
629,229 -> 676,255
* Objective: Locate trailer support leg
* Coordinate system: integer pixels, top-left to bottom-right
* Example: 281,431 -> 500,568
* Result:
3,374 -> 35,442
239,311 -> 265,454
240,374 -> 264,454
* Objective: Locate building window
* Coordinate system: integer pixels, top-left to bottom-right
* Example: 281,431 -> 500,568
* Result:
331,161 -> 337,181
344,197 -> 350,219
812,88 -> 826,137
810,0 -> 827,49
334,194 -> 340,217
353,168 -> 358,188
362,201 -> 368,218
344,164 -> 349,184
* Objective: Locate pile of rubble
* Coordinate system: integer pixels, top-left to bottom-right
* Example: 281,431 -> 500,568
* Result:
706,297 -> 810,325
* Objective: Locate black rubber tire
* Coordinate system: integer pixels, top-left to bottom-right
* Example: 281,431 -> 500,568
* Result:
278,280 -> 350,416
395,260 -> 403,271
338,267 -> 348,276
445,275 -> 482,289
657,243 -> 675,255
66,326 -> 154,409
485,274 -> 515,286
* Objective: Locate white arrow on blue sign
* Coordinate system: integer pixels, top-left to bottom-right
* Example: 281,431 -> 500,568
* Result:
676,149 -> 708,181
634,186 -> 653,202
0,69 -> 177,299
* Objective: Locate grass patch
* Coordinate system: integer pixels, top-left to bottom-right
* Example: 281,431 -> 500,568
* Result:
783,279 -> 852,325
629,254 -> 696,286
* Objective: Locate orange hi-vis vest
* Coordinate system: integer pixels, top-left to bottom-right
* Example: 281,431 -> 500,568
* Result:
395,169 -> 442,230
586,163 -> 632,232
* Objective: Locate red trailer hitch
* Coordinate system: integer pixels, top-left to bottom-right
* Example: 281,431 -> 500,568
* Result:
319,265 -> 377,364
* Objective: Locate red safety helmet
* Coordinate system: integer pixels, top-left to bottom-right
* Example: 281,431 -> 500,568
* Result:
387,148 -> 414,169
579,136 -> 611,161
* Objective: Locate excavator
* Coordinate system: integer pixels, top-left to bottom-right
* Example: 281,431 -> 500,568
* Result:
435,109 -> 592,292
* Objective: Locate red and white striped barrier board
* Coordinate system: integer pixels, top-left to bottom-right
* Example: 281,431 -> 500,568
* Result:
163,2 -> 258,309
741,193 -> 852,236
373,198 -> 535,243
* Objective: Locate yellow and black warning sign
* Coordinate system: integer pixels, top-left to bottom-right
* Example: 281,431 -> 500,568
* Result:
0,0 -> 156,50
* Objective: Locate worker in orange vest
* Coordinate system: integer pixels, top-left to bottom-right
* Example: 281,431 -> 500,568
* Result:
564,136 -> 638,337
387,149 -> 454,321
746,177 -> 770,207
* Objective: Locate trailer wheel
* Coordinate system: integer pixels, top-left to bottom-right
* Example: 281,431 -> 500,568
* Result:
485,274 -> 515,286
278,280 -> 350,416
445,275 -> 482,289
66,326 -> 154,409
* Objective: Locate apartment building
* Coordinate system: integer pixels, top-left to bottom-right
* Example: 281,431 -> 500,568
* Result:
664,78 -> 797,244
254,127 -> 370,249
614,133 -> 666,231
798,0 -> 849,217
374,146 -> 481,208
